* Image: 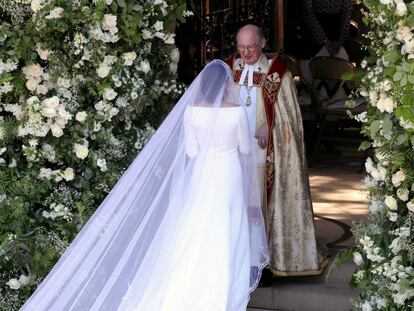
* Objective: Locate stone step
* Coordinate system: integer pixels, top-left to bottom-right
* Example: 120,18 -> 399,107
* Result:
248,260 -> 357,311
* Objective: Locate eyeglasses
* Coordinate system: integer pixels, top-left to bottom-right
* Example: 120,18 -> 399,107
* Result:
236,42 -> 261,52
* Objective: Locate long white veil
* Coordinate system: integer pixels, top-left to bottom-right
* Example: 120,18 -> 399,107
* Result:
21,60 -> 268,311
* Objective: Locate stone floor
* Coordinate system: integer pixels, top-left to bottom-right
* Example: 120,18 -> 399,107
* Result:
247,155 -> 369,311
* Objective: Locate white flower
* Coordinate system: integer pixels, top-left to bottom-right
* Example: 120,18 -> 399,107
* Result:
95,101 -> 106,111
46,7 -> 64,19
153,21 -> 163,32
361,300 -> 372,311
377,95 -> 396,113
122,51 -> 137,66
41,107 -> 57,118
50,123 -> 63,137
38,168 -> 52,180
74,143 -> 89,160
26,79 -> 39,92
97,158 -> 108,172
353,252 -> 363,265
105,0 -> 113,4
63,167 -> 74,181
8,158 -> 17,168
138,60 -> 151,74
42,96 -> 59,109
36,43 -> 50,60
170,48 -> 180,63
36,84 -> 48,95
385,195 -> 398,210
142,29 -> 152,40
389,212 -> 398,222
31,0 -> 44,12
6,278 -> 20,290
397,188 -> 409,201
164,34 -> 175,44
407,201 -> 414,212
97,62 -> 111,78
365,157 -> 374,174
392,170 -> 406,187
102,14 -> 117,31
18,274 -> 30,286
395,2 -> 407,16
75,111 -> 87,123
103,88 -> 117,101
103,55 -> 118,66
183,10 -> 194,17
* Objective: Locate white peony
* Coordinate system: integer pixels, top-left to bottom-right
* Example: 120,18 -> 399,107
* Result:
63,167 -> 74,181
97,62 -> 111,78
24,64 -> 43,78
46,7 -> 64,19
395,2 -> 407,16
75,111 -> 87,123
385,195 -> 398,210
391,170 -> 406,187
50,123 -> 63,137
397,188 -> 409,201
74,143 -> 89,159
353,252 -> 363,265
103,88 -> 117,101
6,278 -> 20,290
407,201 -> 414,212
138,60 -> 151,74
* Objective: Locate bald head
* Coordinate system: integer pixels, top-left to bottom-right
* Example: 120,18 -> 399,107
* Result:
236,24 -> 266,65
236,24 -> 265,41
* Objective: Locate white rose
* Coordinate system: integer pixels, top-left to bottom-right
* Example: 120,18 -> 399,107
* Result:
95,101 -> 106,111
102,14 -> 117,31
63,167 -> 74,181
6,278 -> 20,290
46,7 -> 64,19
41,107 -> 57,118
97,63 -> 111,78
74,144 -> 89,159
138,60 -> 151,74
103,88 -> 117,101
31,0 -> 42,12
18,274 -> 30,286
395,2 -> 407,16
122,51 -> 137,66
36,84 -> 49,95
26,79 -> 39,92
24,64 -> 43,78
75,111 -> 87,123
385,195 -> 398,210
38,168 -> 52,180
353,252 -> 363,266
407,201 -> 414,212
397,188 -> 409,201
36,43 -> 50,60
42,96 -> 60,108
391,170 -> 406,187
361,301 -> 372,311
142,29 -> 152,40
50,123 -> 63,137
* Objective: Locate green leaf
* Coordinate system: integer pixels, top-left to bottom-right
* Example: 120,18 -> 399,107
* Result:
407,14 -> 414,28
382,117 -> 393,134
401,75 -> 408,86
393,71 -> 403,81
408,75 -> 414,84
359,140 -> 372,151
396,133 -> 407,145
117,0 -> 126,7
411,135 -> 414,147
370,120 -> 381,137
385,48 -> 401,65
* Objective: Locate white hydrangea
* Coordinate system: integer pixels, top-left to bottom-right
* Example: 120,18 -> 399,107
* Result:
97,158 -> 108,172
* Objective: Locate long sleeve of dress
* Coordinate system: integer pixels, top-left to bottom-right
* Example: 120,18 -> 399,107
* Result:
183,108 -> 198,158
238,108 -> 251,155
339,0 -> 352,41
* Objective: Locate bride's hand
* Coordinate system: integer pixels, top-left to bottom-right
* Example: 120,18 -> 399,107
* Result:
255,123 -> 268,149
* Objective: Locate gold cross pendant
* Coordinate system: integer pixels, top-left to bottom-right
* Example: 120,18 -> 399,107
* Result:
246,95 -> 251,107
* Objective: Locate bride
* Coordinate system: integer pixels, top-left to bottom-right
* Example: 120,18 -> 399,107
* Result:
21,60 -> 269,311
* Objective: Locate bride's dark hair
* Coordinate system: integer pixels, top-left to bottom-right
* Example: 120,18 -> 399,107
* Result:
200,62 -> 228,104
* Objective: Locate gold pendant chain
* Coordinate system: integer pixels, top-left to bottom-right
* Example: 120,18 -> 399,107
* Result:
245,85 -> 253,107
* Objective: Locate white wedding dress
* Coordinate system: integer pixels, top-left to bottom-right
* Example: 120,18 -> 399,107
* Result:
20,60 -> 268,311
134,106 -> 252,311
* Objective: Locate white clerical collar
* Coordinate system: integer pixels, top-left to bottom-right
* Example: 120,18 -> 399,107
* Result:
238,61 -> 260,87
